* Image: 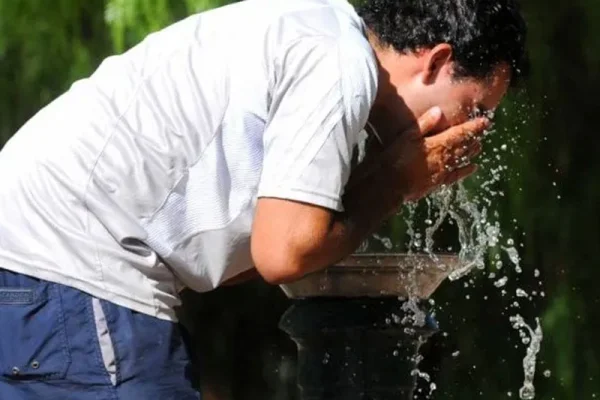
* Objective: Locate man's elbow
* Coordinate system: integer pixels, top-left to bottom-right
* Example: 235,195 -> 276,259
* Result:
251,241 -> 314,285
251,197 -> 335,284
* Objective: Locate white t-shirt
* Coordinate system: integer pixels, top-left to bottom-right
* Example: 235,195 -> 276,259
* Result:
0,0 -> 378,320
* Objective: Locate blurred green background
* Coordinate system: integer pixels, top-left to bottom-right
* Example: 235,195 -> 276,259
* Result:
1,0 -> 599,398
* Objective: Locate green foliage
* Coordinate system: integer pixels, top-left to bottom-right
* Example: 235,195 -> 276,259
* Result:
105,0 -> 237,51
105,0 -> 173,52
0,0 -> 110,144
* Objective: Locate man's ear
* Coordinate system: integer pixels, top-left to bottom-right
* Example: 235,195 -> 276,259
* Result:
422,44 -> 453,85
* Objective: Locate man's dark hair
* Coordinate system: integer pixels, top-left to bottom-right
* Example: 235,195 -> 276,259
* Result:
357,0 -> 529,86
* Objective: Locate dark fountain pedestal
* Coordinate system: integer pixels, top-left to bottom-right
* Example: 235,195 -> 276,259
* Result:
279,254 -> 462,400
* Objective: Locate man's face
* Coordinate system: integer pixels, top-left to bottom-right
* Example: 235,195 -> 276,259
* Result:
422,64 -> 511,133
369,44 -> 511,139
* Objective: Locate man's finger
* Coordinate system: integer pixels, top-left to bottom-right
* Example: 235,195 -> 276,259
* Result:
468,141 -> 483,159
444,163 -> 478,186
383,109 -> 441,163
436,117 -> 490,145
450,139 -> 481,160
453,140 -> 482,162
416,107 -> 443,136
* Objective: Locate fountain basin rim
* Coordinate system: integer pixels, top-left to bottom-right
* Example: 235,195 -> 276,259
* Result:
279,253 -> 461,300
331,252 -> 458,268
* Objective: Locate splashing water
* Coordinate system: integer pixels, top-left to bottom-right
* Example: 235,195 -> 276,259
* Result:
401,297 -> 426,327
400,181 -> 500,285
372,233 -> 393,250
371,122 -> 545,397
404,173 -> 541,395
402,180 -> 544,397
510,316 -> 543,399
409,335 -> 432,394
494,276 -> 509,288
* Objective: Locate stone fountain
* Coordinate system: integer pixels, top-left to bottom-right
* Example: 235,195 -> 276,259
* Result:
279,253 -> 462,400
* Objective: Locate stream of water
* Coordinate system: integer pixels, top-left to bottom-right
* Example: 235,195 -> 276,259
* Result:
369,127 -> 545,398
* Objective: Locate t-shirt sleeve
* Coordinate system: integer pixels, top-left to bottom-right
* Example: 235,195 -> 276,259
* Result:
256,34 -> 378,212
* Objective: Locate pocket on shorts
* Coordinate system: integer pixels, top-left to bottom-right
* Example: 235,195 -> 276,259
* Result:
0,277 -> 71,380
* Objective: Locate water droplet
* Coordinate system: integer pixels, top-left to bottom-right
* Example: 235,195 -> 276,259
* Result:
511,316 -> 543,400
494,277 -> 509,288
519,385 -> 535,399
429,382 -> 437,395
516,289 -> 528,298
410,369 -> 431,382
372,234 -> 393,250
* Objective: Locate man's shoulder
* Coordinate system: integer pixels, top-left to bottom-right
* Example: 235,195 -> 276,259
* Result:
284,0 -> 362,34
264,0 -> 374,66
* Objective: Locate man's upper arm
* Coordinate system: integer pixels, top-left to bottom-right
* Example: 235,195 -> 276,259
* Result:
256,34 -> 378,212
251,34 -> 378,283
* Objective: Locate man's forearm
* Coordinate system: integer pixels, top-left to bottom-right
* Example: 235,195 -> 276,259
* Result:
284,163 -> 402,281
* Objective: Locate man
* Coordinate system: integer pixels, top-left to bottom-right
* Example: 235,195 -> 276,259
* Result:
0,0 -> 527,398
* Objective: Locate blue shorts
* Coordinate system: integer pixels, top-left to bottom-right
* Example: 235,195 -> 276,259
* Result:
0,268 -> 201,400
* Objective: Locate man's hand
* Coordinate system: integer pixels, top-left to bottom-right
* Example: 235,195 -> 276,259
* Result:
346,107 -> 488,209
251,107 -> 489,284
386,107 -> 488,202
